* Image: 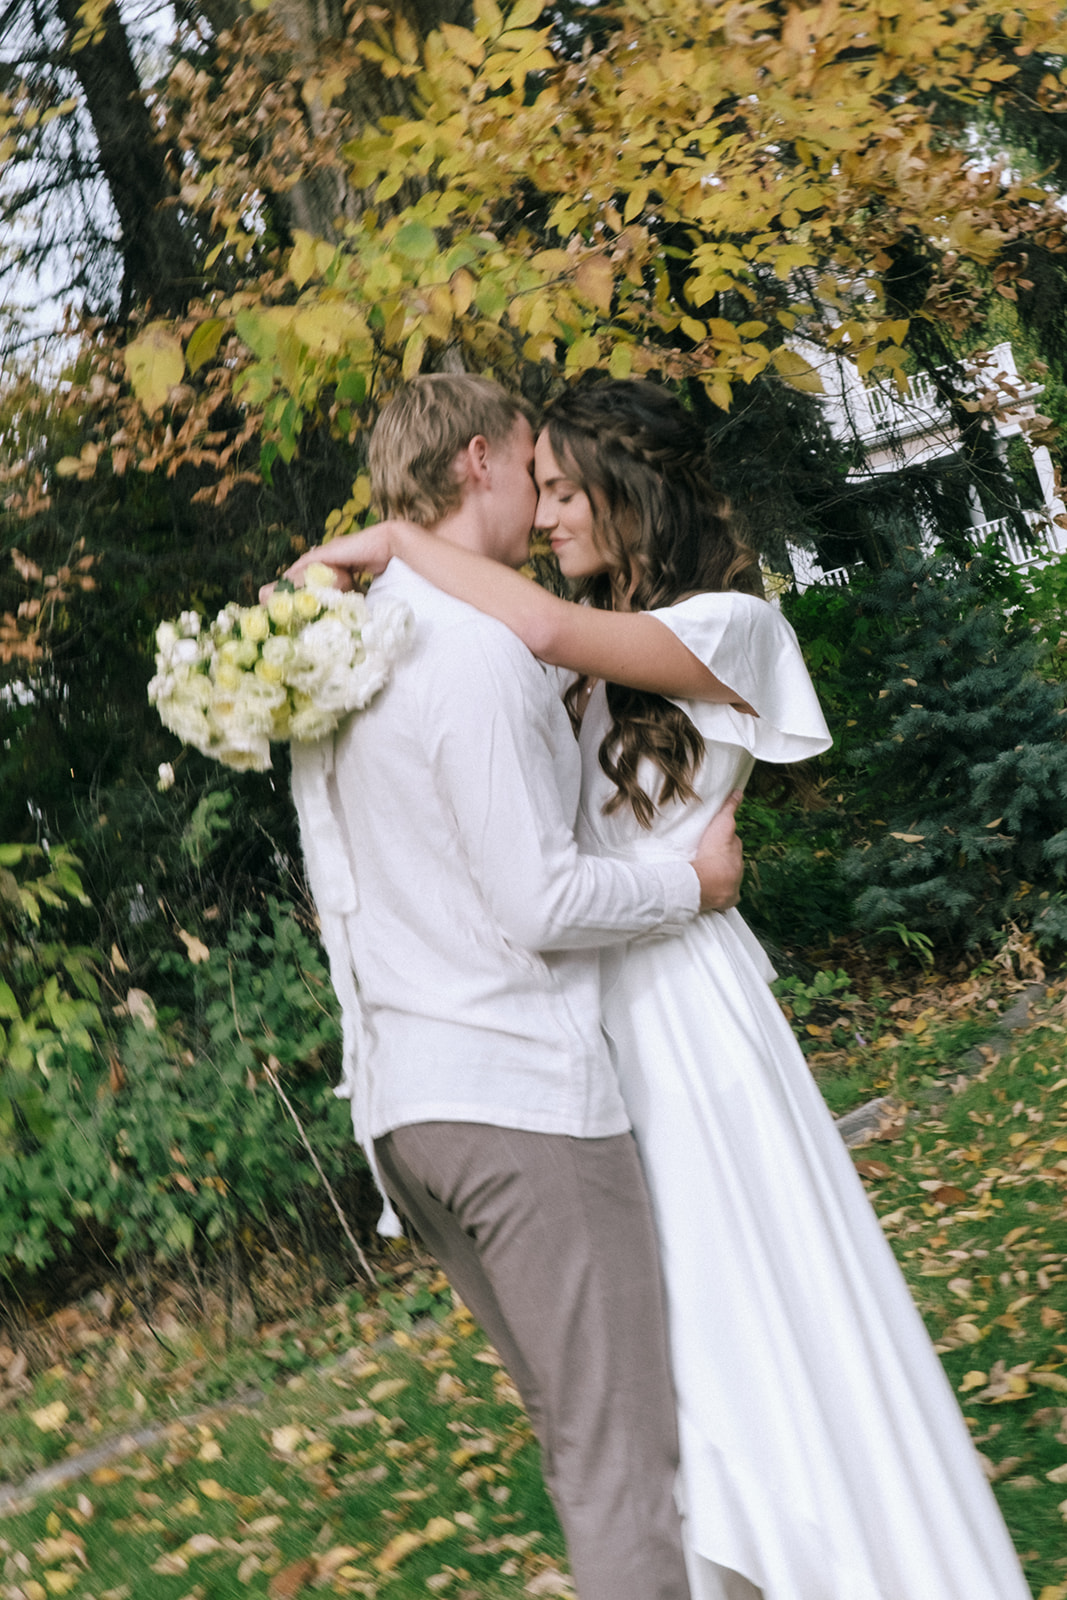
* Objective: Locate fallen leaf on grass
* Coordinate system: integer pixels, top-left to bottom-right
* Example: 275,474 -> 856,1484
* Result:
374,1530 -> 424,1573
268,1557 -> 316,1598
855,1160 -> 892,1180
367,1378 -> 408,1402
180,1533 -> 222,1558
979,1454 -> 1025,1483
374,1517 -> 456,1573
246,1515 -> 284,1535
33,1535 -> 85,1567
43,1573 -> 78,1595
198,1477 -> 236,1501
315,1546 -> 362,1577
525,1570 -> 576,1596
31,1402 -> 69,1432
150,1553 -> 189,1576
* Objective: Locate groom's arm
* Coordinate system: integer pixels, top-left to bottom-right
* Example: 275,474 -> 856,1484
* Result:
424,624 -> 737,952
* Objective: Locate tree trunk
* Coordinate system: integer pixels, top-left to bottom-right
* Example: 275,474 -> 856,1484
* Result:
54,0 -> 199,315
232,0 -> 472,241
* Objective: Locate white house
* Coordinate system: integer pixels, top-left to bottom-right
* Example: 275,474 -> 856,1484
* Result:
788,341 -> 1067,590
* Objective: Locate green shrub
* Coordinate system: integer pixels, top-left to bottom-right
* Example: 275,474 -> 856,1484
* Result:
0,891 -> 370,1280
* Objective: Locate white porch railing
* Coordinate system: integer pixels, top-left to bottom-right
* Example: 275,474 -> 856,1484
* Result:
789,508 -> 1067,593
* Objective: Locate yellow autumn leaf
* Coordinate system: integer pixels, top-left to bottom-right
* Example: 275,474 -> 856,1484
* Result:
301,1439 -> 334,1464
185,318 -> 226,374
33,1536 -> 83,1564
32,1401 -> 69,1433
565,332 -> 601,371
198,1478 -> 232,1500
374,1530 -> 424,1572
367,1377 -> 408,1402
771,347 -> 824,394
43,1577 -> 77,1598
507,0 -> 544,26
1031,1371 -> 1067,1393
958,1370 -> 987,1392
271,1424 -> 305,1454
573,256 -> 614,315
890,832 -> 924,843
289,231 -> 321,289
402,328 -> 427,380
439,23 -> 485,67
316,1547 -> 363,1577
423,1517 -> 457,1542
124,322 -> 185,415
393,15 -> 419,63
608,343 -> 633,379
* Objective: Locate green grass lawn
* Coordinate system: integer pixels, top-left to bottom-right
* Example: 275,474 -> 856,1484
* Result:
1,972 -> 1066,1599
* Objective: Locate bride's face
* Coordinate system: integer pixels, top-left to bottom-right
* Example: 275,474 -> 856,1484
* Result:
533,433 -> 607,580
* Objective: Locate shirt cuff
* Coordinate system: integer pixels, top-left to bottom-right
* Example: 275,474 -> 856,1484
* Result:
652,858 -> 701,930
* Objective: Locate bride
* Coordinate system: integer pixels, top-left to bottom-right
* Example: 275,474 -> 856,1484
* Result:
288,379 -> 1031,1600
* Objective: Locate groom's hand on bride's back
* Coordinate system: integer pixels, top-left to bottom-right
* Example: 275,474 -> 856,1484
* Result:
691,790 -> 744,912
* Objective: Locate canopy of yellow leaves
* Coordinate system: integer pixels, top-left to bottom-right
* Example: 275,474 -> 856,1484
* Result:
18,0 -> 1067,505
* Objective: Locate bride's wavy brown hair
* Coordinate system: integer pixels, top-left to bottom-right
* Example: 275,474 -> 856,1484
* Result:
544,380 -> 761,827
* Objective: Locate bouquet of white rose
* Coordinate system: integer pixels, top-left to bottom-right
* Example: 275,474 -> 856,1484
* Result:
148,563 -> 412,772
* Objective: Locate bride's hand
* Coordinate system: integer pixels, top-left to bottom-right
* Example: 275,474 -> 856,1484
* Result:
260,520 -> 424,603
289,524 -> 397,585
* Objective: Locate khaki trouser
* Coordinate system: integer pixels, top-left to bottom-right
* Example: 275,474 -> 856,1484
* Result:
374,1122 -> 692,1600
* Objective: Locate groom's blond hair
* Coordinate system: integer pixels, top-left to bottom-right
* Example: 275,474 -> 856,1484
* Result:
369,374 -> 535,527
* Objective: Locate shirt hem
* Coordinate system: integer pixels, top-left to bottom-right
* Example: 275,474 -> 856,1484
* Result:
369,1106 -> 633,1143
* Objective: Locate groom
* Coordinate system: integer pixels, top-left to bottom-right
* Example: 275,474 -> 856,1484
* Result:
283,375 -> 741,1600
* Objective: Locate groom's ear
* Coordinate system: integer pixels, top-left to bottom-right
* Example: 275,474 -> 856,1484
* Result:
455,434 -> 491,489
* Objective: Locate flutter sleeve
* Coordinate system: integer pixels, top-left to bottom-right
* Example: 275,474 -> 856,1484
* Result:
648,590 -> 833,764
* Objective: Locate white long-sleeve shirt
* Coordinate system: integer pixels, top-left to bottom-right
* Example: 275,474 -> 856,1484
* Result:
326,563 -> 700,1141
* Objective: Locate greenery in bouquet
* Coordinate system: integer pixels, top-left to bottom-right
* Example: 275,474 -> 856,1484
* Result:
148,564 -> 411,771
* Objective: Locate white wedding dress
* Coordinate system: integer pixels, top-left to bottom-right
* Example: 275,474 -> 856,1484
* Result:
574,592 -> 1031,1600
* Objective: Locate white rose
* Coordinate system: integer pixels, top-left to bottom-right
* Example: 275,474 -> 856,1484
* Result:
289,616 -> 353,698
261,634 -> 295,672
173,637 -> 200,666
289,698 -> 341,742
211,730 -> 273,771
